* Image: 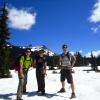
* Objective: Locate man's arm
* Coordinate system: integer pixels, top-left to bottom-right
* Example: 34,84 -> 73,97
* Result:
71,55 -> 76,67
44,62 -> 47,75
19,56 -> 24,78
67,55 -> 76,70
59,56 -> 62,69
33,59 -> 36,68
19,63 -> 24,78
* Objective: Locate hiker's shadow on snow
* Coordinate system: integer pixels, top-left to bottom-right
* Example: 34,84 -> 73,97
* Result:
27,91 -> 38,97
44,93 -> 63,98
83,69 -> 100,73
44,93 -> 67,98
27,91 -> 66,98
0,93 -> 16,100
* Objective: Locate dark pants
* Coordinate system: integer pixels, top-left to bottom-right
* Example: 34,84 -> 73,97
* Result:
36,68 -> 45,92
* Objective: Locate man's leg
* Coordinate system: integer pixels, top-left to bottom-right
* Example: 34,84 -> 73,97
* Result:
36,69 -> 41,92
17,74 -> 24,100
40,71 -> 45,95
58,69 -> 66,92
61,81 -> 65,89
67,70 -> 76,99
70,82 -> 76,99
71,82 -> 75,94
23,70 -> 28,93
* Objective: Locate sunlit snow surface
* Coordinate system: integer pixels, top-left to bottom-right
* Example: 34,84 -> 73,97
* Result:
0,66 -> 100,100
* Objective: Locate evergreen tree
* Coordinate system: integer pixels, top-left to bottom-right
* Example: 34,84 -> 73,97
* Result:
83,56 -> 89,66
90,52 -> 98,71
97,55 -> 100,66
75,52 -> 84,66
0,0 -> 11,78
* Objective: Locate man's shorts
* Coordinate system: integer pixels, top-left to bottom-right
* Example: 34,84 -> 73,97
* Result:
60,68 -> 73,84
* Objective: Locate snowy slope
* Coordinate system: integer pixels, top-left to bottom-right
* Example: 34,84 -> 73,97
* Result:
31,45 -> 55,56
0,67 -> 100,100
9,44 -> 55,56
21,45 -> 55,56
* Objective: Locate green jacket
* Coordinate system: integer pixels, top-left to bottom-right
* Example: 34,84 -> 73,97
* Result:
20,56 -> 32,69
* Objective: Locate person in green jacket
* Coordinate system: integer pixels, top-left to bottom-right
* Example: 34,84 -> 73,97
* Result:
17,48 -> 32,100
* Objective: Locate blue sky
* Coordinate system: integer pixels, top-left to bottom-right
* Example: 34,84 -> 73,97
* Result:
0,0 -> 100,56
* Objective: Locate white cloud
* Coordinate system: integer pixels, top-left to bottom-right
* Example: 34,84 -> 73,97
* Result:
70,51 -> 75,55
91,25 -> 100,33
85,50 -> 100,57
91,27 -> 99,33
89,0 -> 100,23
79,50 -> 83,53
8,7 -> 36,30
89,0 -> 100,33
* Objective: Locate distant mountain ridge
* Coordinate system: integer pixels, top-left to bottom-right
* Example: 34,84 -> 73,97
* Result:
9,44 -> 57,56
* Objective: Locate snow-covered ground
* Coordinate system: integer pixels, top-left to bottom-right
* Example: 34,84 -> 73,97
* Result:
0,66 -> 100,100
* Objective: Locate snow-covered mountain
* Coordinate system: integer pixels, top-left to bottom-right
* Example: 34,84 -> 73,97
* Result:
31,45 -> 55,56
6,44 -> 56,56
16,45 -> 56,56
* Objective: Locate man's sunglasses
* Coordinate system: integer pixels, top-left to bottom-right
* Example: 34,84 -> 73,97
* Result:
63,47 -> 67,49
26,51 -> 31,53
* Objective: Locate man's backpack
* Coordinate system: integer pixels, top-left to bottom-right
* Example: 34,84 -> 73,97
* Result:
11,54 -> 31,71
61,52 -> 73,65
11,55 -> 23,71
61,52 -> 71,61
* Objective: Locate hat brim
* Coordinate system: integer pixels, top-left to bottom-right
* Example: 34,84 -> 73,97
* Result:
39,50 -> 45,53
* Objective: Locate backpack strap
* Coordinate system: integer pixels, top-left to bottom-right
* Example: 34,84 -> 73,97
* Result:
66,52 -> 71,61
61,52 -> 71,61
23,55 -> 32,62
22,55 -> 32,69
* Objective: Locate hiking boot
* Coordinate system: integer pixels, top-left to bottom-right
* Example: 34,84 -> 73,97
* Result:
36,90 -> 41,93
23,90 -> 27,94
17,99 -> 23,100
17,97 -> 23,100
58,88 -> 66,93
70,93 -> 76,99
23,86 -> 26,93
41,92 -> 45,95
